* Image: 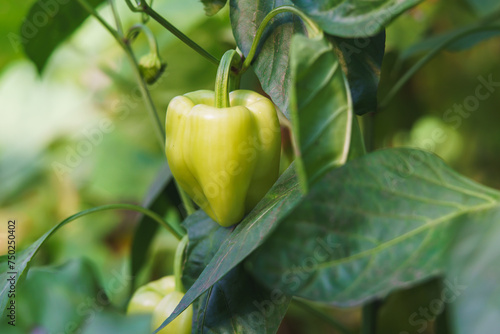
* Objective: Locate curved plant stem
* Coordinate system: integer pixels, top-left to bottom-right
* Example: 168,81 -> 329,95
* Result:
127,24 -> 160,58
0,203 -> 184,308
174,235 -> 189,292
293,299 -> 352,334
69,204 -> 183,240
124,0 -> 140,12
128,0 -> 219,66
379,24 -> 500,110
241,5 -> 322,73
215,50 -> 241,108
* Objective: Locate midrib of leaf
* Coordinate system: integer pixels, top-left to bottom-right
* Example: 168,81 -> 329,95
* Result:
301,104 -> 347,151
336,248 -> 378,297
285,152 -> 500,274
296,60 -> 339,110
239,182 -> 299,230
337,222 -> 441,300
294,38 -> 353,186
203,181 -> 299,279
321,205 -> 429,224
306,201 -> 498,272
342,181 -> 471,209
337,75 -> 352,166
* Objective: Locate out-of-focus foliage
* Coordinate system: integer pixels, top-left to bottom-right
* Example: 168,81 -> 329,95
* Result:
0,0 -> 232,315
0,259 -> 130,333
377,0 -> 500,190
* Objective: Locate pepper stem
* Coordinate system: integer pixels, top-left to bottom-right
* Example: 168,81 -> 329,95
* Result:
174,235 -> 189,292
127,24 -> 161,61
215,50 -> 242,108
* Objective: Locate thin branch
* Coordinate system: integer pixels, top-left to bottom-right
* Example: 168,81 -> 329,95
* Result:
362,300 -> 381,334
108,0 -> 123,36
140,1 -> 219,65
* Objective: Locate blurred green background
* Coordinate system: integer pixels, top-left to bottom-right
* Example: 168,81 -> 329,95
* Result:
0,0 -> 499,333
0,1 -> 234,331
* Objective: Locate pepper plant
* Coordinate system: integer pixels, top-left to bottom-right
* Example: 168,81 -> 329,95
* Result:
2,0 -> 500,333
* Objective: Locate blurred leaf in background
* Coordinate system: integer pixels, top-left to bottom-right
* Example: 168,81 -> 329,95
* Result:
0,259 -> 112,332
377,0 -> 500,190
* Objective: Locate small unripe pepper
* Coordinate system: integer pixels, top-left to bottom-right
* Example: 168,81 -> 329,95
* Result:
151,290 -> 192,334
165,89 -> 281,226
127,275 -> 192,334
127,276 -> 175,314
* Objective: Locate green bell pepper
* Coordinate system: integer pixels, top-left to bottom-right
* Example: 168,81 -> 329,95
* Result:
165,89 -> 281,227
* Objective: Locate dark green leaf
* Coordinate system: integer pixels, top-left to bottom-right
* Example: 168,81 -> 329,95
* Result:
247,148 -> 500,306
331,31 -> 386,115
130,164 -> 182,292
447,206 -> 500,334
182,211 -> 290,333
182,210 -> 233,290
201,0 -> 228,16
230,1 -> 385,118
21,0 -> 105,73
230,0 -> 305,118
153,164 -> 302,332
193,265 -> 290,334
291,0 -> 423,37
290,34 -> 353,191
